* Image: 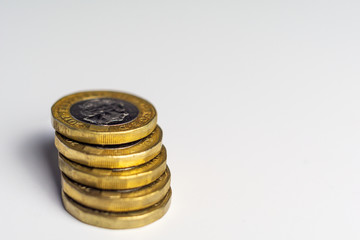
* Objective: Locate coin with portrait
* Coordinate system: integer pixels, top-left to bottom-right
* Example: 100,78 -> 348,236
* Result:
51,91 -> 157,145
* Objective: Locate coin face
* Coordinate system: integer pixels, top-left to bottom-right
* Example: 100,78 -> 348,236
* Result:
51,91 -> 157,145
70,98 -> 139,126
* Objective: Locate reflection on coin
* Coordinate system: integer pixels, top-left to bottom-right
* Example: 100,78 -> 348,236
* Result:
51,91 -> 157,145
55,126 -> 162,168
62,188 -> 172,229
61,168 -> 171,212
59,146 -> 167,190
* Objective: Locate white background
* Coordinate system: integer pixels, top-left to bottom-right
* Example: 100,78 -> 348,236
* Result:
1,1 -> 360,239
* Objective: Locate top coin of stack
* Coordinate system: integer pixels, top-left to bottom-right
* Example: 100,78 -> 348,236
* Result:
51,91 -> 172,229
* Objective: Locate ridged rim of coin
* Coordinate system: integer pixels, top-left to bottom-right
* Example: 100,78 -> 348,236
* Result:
51,91 -> 157,145
58,146 -> 167,189
61,167 -> 171,212
55,126 -> 162,168
62,188 -> 172,229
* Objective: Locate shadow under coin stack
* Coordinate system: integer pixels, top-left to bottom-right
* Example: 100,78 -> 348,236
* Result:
51,91 -> 171,229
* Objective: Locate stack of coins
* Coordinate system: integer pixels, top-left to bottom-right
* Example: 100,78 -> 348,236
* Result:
51,91 -> 171,229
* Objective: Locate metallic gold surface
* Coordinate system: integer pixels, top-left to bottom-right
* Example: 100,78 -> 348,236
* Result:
55,126 -> 162,168
61,168 -> 171,212
62,188 -> 172,229
59,146 -> 167,189
51,91 -> 157,145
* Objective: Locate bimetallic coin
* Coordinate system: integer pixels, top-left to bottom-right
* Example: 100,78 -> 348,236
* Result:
55,126 -> 162,168
61,168 -> 171,212
58,146 -> 167,190
51,91 -> 157,145
62,188 -> 172,229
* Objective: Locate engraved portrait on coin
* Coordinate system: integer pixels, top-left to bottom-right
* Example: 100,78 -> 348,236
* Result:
70,98 -> 139,125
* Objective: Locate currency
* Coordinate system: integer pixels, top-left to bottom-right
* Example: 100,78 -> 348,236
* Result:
51,91 -> 171,229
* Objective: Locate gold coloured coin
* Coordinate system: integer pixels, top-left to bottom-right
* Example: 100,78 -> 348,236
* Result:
59,146 -> 167,189
61,168 -> 171,212
62,188 -> 172,229
51,91 -> 157,145
55,126 -> 162,168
